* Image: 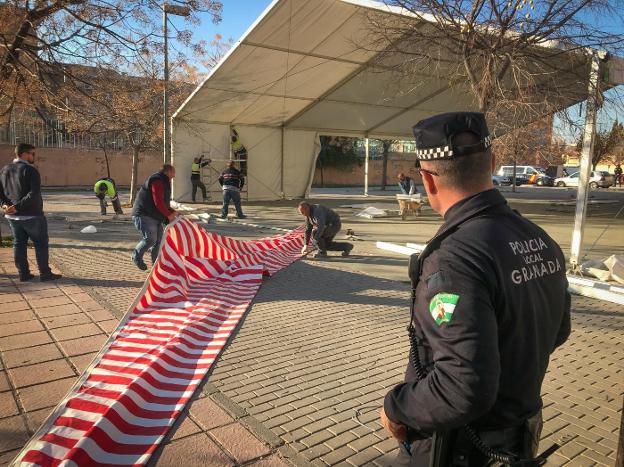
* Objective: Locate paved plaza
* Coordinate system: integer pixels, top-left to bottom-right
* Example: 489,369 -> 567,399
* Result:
0,188 -> 622,466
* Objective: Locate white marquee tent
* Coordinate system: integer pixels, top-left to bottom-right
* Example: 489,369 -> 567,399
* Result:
172,0 -> 624,203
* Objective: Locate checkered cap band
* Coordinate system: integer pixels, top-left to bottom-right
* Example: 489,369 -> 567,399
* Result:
416,145 -> 453,160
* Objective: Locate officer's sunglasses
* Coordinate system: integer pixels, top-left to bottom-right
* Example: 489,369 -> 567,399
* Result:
418,167 -> 439,177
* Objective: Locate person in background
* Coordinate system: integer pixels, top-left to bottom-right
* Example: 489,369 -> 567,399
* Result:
94,177 -> 123,215
0,143 -> 62,282
131,164 -> 178,270
190,155 -> 210,203
218,160 -> 246,219
614,163 -> 622,187
298,202 -> 353,259
231,129 -> 248,175
397,172 -> 417,195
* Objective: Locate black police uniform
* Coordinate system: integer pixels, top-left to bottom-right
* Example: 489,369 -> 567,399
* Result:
383,113 -> 571,466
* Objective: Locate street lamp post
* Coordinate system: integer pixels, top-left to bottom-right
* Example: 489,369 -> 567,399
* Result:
162,2 -> 190,165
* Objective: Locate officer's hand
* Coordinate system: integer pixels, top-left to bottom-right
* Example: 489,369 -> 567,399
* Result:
380,408 -> 407,441
167,211 -> 179,222
301,245 -> 308,255
2,205 -> 16,215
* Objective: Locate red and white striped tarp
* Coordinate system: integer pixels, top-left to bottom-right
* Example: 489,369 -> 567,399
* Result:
14,217 -> 303,466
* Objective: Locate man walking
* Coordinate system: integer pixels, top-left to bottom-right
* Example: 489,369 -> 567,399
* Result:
218,161 -> 246,219
614,163 -> 622,187
298,202 -> 353,259
380,112 -> 570,466
190,155 -> 210,203
131,164 -> 178,270
94,177 -> 123,215
0,143 -> 61,282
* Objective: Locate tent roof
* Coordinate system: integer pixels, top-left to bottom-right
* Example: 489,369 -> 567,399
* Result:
174,0 -> 624,139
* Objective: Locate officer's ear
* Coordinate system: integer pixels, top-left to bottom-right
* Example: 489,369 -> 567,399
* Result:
421,170 -> 438,196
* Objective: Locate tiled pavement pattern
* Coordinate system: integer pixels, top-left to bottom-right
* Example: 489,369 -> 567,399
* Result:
0,249 -> 290,467
0,233 -> 622,466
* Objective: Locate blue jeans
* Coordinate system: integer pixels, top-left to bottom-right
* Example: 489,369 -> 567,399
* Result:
221,189 -> 244,217
133,216 -> 164,264
8,216 -> 52,278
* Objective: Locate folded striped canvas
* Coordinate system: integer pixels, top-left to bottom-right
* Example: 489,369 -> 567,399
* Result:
14,217 -> 303,466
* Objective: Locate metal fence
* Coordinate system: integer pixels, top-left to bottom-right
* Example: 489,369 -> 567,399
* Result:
0,119 -> 129,151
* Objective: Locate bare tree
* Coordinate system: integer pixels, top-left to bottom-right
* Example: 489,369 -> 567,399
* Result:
363,0 -> 623,133
576,119 -> 624,168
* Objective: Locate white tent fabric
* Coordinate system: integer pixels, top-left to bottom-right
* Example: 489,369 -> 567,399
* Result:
172,0 -> 624,201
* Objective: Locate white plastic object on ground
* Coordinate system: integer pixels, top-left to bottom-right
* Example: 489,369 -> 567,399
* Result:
80,225 -> 97,233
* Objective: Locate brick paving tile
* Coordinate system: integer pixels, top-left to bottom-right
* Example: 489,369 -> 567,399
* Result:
68,292 -> 95,304
210,423 -> 271,464
188,397 -> 235,430
96,319 -> 118,334
0,331 -> 52,351
9,359 -> 75,388
41,312 -> 92,329
320,445 -> 356,465
0,449 -> 20,467
246,454 -> 291,467
17,377 -> 76,412
0,320 -> 44,338
34,303 -> 83,318
58,334 -> 107,357
25,407 -> 55,434
0,372 -> 10,392
0,415 -> 30,453
77,301 -> 107,312
0,310 -> 36,326
2,343 -> 63,369
69,352 -> 98,373
346,446 -> 383,466
28,296 -> 73,309
87,309 -> 116,322
24,288 -> 66,300
0,301 -> 30,313
0,293 -> 23,304
170,414 -> 202,441
0,391 -> 19,418
49,322 -> 104,341
156,433 -> 234,467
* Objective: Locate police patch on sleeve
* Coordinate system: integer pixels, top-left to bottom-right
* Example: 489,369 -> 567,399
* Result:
429,293 -> 460,325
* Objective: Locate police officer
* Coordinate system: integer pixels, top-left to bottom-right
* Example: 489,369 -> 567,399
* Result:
190,155 -> 210,203
380,112 -> 571,466
94,177 -> 123,215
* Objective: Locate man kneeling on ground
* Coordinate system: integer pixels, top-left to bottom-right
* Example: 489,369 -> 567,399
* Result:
298,202 -> 353,259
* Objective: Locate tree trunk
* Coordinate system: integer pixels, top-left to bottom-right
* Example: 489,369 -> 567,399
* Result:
130,146 -> 140,206
102,146 -> 111,179
381,145 -> 389,190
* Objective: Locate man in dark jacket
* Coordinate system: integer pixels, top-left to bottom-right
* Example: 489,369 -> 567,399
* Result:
131,164 -> 178,270
380,113 -> 571,466
298,202 -> 353,259
0,144 -> 61,282
218,161 -> 246,219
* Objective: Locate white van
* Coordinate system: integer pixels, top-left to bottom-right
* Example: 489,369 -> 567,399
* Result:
496,166 -> 544,184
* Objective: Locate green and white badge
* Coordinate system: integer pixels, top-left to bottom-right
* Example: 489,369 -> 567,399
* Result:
429,293 -> 460,326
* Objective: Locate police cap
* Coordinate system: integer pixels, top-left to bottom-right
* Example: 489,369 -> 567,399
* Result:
413,112 -> 491,161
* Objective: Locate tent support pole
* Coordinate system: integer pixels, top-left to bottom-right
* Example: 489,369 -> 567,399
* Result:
570,51 -> 602,271
280,126 -> 285,199
364,137 -> 369,197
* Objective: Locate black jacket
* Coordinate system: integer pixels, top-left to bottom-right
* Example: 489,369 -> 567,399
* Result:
384,189 -> 570,433
304,204 -> 341,244
132,172 -> 172,222
0,160 -> 44,216
218,166 -> 244,190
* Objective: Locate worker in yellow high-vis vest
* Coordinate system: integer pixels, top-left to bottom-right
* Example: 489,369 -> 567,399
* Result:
231,129 -> 248,175
191,155 -> 210,203
94,177 -> 123,215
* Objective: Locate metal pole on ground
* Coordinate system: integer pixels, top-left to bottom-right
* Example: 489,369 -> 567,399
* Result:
570,50 -> 604,271
364,137 -> 369,196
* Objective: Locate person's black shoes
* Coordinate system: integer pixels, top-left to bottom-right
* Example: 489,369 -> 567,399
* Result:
237,215 -> 247,219
132,252 -> 148,271
342,244 -> 354,257
314,251 -> 328,259
40,272 -> 62,282
19,273 -> 35,282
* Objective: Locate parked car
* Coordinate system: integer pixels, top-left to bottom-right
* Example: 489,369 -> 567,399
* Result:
497,165 -> 542,185
535,173 -> 555,186
492,174 -> 512,186
554,171 -> 614,189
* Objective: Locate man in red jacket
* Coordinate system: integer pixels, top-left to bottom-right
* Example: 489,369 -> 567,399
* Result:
130,164 -> 178,270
